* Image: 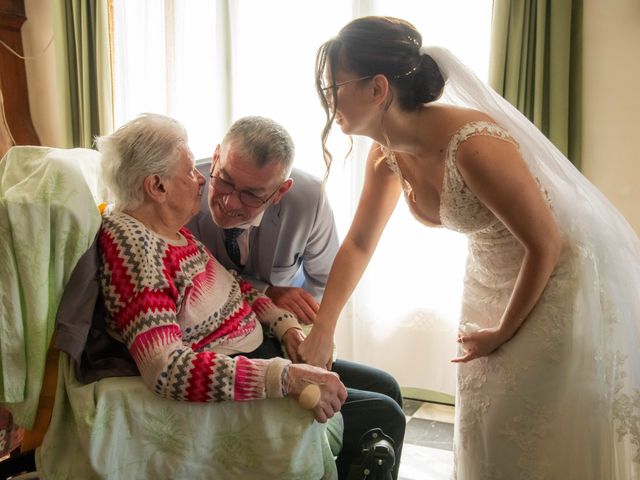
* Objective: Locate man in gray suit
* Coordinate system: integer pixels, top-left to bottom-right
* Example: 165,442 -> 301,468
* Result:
187,116 -> 406,479
187,116 -> 337,325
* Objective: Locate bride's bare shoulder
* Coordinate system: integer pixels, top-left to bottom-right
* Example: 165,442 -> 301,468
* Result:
434,104 -> 494,124
426,104 -> 496,140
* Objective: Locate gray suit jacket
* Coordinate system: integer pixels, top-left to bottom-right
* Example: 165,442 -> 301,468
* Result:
187,163 -> 339,301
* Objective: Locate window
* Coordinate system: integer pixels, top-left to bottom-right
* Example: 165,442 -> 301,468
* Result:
112,0 -> 493,397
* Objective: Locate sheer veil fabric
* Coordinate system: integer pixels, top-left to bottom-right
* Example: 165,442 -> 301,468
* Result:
423,46 -> 640,479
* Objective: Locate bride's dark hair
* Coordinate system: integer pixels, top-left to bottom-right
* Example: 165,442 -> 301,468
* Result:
315,16 -> 445,175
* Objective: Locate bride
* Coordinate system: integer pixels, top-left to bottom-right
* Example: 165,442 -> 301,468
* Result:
298,15 -> 640,479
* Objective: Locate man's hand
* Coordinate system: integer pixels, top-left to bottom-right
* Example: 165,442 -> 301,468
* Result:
281,327 -> 306,363
266,286 -> 319,325
285,363 -> 347,423
297,324 -> 334,370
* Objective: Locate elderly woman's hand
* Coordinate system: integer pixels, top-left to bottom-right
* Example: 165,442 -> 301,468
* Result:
284,363 -> 347,423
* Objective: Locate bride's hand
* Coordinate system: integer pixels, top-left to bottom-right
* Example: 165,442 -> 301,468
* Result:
297,324 -> 334,369
451,327 -> 508,363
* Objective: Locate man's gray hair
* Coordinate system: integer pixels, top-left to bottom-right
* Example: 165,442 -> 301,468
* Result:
222,116 -> 295,178
96,113 -> 188,210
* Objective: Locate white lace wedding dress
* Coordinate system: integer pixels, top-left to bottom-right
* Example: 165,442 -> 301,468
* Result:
385,119 -> 640,479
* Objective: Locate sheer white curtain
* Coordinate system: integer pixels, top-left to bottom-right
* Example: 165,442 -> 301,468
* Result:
112,0 -> 493,399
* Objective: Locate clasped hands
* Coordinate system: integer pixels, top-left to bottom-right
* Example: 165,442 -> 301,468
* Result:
265,285 -> 330,366
282,326 -> 344,423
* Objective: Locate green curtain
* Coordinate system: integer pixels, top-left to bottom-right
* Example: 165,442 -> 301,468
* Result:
489,0 -> 583,168
53,0 -> 113,148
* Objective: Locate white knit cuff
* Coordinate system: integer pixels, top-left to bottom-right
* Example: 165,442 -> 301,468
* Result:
272,311 -> 302,341
265,357 -> 291,398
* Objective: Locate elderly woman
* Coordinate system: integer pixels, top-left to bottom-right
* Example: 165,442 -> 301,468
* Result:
96,113 -> 346,422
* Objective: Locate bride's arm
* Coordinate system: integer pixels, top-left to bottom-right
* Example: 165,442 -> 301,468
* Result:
298,144 -> 402,368
452,135 -> 562,362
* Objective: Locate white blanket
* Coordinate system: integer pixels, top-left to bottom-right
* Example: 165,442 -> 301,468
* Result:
0,146 -> 104,428
37,353 -> 341,479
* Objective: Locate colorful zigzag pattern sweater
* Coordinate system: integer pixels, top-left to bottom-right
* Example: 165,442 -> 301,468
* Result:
98,211 -> 299,402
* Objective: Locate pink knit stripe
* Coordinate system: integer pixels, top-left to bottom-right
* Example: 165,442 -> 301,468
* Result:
239,279 -> 254,294
185,351 -> 216,402
233,356 -> 264,400
250,296 -> 274,314
117,290 -> 176,331
190,301 -> 253,350
179,226 -> 195,242
129,323 -> 181,360
163,242 -> 200,279
184,261 -> 218,309
99,230 -> 136,299
190,260 -> 216,292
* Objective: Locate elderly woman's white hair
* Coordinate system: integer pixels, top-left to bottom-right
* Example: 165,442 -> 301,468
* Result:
96,113 -> 188,210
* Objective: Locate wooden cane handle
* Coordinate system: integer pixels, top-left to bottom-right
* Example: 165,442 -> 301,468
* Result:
298,384 -> 321,410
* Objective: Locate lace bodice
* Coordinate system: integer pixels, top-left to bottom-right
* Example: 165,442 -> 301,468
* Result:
441,122 -> 519,233
384,121 -> 519,232
385,121 -> 531,286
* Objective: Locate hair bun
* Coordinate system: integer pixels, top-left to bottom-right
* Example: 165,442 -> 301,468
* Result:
413,54 -> 445,104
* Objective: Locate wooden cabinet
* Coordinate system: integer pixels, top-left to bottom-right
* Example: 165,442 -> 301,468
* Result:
0,0 -> 39,159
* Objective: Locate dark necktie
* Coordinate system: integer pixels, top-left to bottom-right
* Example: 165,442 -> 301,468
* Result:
223,228 -> 244,267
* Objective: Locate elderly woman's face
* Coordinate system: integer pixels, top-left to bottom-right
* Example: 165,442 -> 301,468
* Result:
165,142 -> 206,226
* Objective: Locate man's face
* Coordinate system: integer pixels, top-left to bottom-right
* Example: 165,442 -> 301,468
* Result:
208,140 -> 292,228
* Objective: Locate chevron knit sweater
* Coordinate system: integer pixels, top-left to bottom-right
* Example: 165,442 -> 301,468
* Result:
98,211 -> 299,402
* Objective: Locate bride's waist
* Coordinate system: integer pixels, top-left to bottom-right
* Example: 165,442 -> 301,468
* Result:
465,243 -> 575,287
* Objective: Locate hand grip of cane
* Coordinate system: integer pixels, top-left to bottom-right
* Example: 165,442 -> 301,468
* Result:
298,384 -> 321,410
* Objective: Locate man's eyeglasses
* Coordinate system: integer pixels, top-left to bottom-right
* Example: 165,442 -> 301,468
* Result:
321,75 -> 373,92
209,167 -> 280,208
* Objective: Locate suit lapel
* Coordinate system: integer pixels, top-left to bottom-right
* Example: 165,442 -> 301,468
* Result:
253,203 -> 282,282
197,211 -> 218,253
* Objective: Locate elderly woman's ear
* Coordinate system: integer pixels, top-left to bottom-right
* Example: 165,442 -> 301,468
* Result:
144,174 -> 168,202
